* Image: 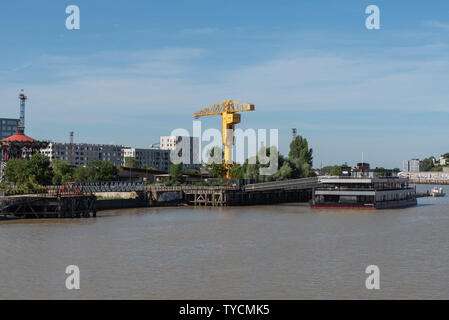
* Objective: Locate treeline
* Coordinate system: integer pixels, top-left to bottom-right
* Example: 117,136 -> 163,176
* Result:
4,154 -> 120,188
205,135 -> 314,181
420,154 -> 449,172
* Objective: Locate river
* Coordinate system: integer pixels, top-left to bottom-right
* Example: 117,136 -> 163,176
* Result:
0,185 -> 448,299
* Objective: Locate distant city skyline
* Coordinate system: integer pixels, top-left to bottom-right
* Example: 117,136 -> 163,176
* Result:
1,1 -> 449,168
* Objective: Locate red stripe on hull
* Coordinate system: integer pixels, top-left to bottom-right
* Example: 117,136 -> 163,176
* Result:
310,206 -> 376,210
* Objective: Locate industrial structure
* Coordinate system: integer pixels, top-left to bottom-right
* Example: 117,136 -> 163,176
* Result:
0,91 -> 48,168
193,100 -> 255,178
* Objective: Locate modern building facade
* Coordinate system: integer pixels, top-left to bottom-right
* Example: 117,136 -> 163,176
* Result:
122,148 -> 170,171
403,159 -> 420,172
40,142 -> 123,167
160,136 -> 200,170
0,118 -> 20,140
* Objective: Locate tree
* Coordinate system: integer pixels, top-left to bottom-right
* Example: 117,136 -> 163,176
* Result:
230,164 -> 244,180
273,162 -> 293,180
73,166 -> 89,182
205,147 -> 226,178
87,159 -> 119,181
169,163 -> 184,185
26,154 -> 54,185
52,159 -> 74,185
330,165 -> 343,176
289,135 -> 313,166
124,157 -> 139,168
420,158 -> 434,172
5,158 -> 29,184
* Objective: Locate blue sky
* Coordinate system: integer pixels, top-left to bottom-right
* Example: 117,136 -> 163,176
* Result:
1,0 -> 449,168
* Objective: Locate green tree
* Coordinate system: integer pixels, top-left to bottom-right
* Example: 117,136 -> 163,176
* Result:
73,166 -> 89,182
52,159 -> 74,185
273,162 -> 293,180
229,163 -> 244,180
124,157 -> 139,168
27,153 -> 53,185
87,159 -> 119,181
289,135 -> 313,166
205,147 -> 226,178
420,158 -> 434,172
330,165 -> 343,176
5,158 -> 29,184
169,163 -> 184,185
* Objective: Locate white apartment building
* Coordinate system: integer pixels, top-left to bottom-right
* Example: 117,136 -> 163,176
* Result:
41,142 -> 123,167
122,148 -> 170,171
160,136 -> 200,170
402,159 -> 420,173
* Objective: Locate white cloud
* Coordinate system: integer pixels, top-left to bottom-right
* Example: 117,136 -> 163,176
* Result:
425,20 -> 449,31
2,44 -> 449,163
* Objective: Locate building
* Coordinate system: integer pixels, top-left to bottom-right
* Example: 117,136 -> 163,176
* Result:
403,159 -> 420,173
440,156 -> 447,166
41,142 -> 123,166
356,162 -> 370,171
160,136 -> 200,170
0,118 -> 20,140
122,148 -> 170,171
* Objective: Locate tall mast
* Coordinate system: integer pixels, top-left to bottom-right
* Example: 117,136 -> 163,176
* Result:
18,89 -> 27,133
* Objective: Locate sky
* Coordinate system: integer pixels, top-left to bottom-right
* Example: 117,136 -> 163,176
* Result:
1,0 -> 449,168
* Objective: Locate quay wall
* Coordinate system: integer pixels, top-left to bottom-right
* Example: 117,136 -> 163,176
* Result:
94,198 -> 148,211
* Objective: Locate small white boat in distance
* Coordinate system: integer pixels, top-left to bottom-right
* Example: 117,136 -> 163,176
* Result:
430,187 -> 445,197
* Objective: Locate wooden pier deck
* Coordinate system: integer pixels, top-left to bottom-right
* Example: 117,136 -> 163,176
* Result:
145,185 -> 312,207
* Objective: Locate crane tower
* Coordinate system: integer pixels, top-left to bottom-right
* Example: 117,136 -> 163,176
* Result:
18,89 -> 27,133
193,100 -> 255,179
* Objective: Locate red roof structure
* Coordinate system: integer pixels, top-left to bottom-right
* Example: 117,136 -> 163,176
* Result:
0,132 -> 36,143
0,130 -> 48,161
0,91 -> 49,164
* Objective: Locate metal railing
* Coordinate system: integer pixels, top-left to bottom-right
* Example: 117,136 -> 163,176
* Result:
244,177 -> 319,191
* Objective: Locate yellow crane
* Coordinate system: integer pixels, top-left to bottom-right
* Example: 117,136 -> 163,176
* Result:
193,100 -> 255,179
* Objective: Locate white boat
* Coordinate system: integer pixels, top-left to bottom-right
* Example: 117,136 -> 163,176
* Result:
430,187 -> 445,197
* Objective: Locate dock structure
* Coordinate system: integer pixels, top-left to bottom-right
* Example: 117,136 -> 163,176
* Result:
144,179 -> 318,207
0,189 -> 96,219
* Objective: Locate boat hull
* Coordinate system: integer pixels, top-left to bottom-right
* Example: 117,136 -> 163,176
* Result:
311,199 -> 417,210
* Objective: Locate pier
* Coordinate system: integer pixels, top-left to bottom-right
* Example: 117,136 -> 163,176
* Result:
1,176 -> 431,219
0,189 -> 96,219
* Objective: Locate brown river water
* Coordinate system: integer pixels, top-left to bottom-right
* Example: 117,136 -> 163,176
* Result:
0,185 -> 448,299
